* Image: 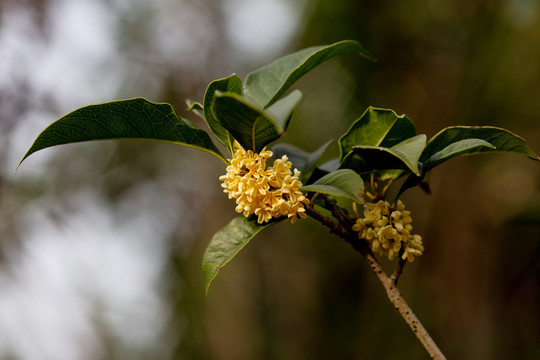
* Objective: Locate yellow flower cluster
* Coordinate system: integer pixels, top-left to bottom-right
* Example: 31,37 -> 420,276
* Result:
352,200 -> 424,262
219,142 -> 309,224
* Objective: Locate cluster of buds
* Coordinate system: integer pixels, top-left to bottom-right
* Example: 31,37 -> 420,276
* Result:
352,200 -> 424,262
219,142 -> 309,224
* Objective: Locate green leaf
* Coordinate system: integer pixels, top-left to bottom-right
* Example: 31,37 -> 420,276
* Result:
343,134 -> 427,176
339,107 -> 414,162
380,115 -> 417,147
318,158 -> 340,173
373,169 -> 406,182
396,173 -> 429,199
397,127 -> 539,197
203,74 -> 242,149
186,100 -> 204,116
243,40 -> 376,108
422,126 -> 540,171
301,169 -> 365,204
266,89 -> 304,127
423,138 -> 495,170
212,90 -> 302,152
272,140 -> 333,184
300,140 -> 334,184
272,143 -> 309,170
203,216 -> 273,294
17,98 -> 226,170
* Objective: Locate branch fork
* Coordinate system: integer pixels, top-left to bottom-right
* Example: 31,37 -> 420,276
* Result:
306,203 -> 447,360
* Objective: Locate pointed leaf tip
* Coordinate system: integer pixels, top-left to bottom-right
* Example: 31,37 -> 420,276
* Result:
244,40 -> 375,108
203,216 -> 274,294
17,98 -> 226,171
421,126 -> 539,171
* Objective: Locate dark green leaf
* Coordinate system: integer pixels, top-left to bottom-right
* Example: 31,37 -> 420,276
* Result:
203,74 -> 242,150
423,138 -> 495,170
202,216 -> 273,294
397,127 -> 539,196
343,134 -> 427,175
380,115 -> 417,147
266,89 -> 303,130
422,126 -> 540,171
396,173 -> 428,198
301,169 -> 365,204
339,107 -> 413,162
212,90 -> 302,152
299,140 -> 334,184
243,40 -> 376,108
373,169 -> 406,182
17,98 -> 225,170
318,158 -> 339,173
186,100 -> 204,116
272,143 -> 309,171
272,140 -> 333,184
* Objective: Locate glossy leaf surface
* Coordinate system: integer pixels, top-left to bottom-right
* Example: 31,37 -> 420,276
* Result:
186,100 -> 204,116
212,90 -> 302,152
203,74 -> 242,149
243,40 -> 375,108
423,138 -> 495,170
398,127 -> 539,196
339,107 -> 414,162
272,140 -> 333,184
301,169 -> 365,204
299,140 -> 334,184
272,143 -> 309,171
18,98 -> 225,169
202,216 -> 273,294
380,115 -> 417,147
343,134 -> 427,175
421,126 -> 539,170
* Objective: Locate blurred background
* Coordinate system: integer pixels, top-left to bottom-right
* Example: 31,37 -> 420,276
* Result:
1,0 -> 539,359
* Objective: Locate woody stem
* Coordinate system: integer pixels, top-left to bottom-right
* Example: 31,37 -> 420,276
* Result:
305,204 -> 447,359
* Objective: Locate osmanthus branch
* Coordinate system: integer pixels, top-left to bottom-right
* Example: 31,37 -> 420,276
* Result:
320,194 -> 355,232
305,204 -> 447,360
391,256 -> 407,285
305,205 -> 349,239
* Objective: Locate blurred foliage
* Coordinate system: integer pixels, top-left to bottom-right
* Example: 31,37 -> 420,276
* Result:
1,0 -> 539,359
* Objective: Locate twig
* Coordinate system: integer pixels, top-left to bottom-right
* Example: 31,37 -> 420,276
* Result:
360,249 -> 446,360
306,202 -> 447,360
320,195 -> 354,232
305,205 -> 367,253
305,205 -> 348,239
391,256 -> 407,285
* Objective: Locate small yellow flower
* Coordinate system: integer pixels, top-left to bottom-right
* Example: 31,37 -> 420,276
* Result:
220,141 -> 309,224
353,200 -> 423,262
402,234 -> 424,262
